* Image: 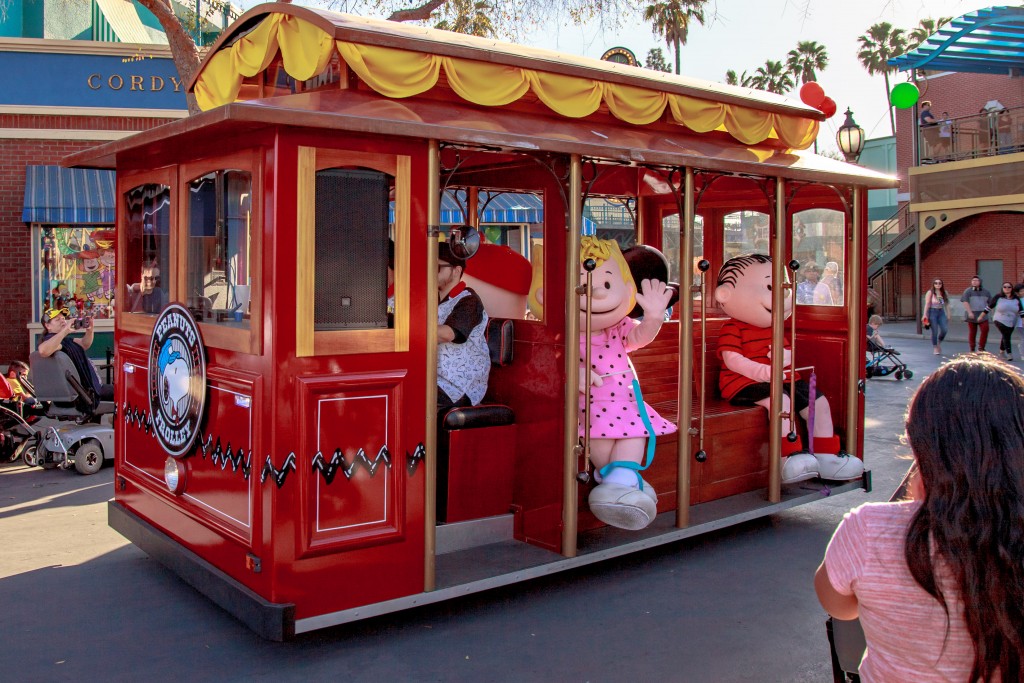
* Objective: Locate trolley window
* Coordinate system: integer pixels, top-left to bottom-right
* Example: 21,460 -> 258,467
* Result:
722,210 -> 770,263
661,212 -> 705,299
296,147 -> 411,356
185,169 -> 253,328
121,178 -> 171,330
179,150 -> 262,354
793,208 -> 846,307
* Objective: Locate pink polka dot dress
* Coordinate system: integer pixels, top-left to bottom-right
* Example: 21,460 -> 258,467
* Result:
578,318 -> 677,439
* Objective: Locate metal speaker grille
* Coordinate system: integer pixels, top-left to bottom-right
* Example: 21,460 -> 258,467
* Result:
314,169 -> 389,330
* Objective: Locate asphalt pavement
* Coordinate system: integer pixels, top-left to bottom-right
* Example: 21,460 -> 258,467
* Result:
0,335 -> 983,683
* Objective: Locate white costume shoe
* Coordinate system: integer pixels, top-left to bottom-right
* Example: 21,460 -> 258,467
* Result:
588,482 -> 657,530
781,453 -> 819,484
638,477 -> 658,505
814,452 -> 864,481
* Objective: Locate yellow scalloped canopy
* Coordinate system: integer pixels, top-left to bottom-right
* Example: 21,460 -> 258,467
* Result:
193,13 -> 819,150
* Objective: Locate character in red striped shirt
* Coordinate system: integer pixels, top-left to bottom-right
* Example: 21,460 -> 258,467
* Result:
714,254 -> 863,484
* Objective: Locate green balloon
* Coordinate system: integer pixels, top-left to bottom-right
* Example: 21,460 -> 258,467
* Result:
890,82 -> 920,109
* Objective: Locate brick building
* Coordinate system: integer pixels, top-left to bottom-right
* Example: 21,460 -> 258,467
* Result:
0,39 -> 185,363
872,7 -> 1024,319
0,0 -> 239,363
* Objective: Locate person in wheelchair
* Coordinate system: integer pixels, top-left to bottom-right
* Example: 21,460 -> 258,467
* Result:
37,308 -> 113,406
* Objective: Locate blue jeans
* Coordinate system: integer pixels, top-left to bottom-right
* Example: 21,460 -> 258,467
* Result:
927,308 -> 948,346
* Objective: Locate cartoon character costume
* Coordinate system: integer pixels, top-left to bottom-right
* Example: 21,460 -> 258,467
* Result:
578,237 -> 675,530
714,254 -> 863,484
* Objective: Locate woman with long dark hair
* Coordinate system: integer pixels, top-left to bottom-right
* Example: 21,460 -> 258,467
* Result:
922,278 -> 949,355
815,355 -> 1024,681
986,281 -> 1024,361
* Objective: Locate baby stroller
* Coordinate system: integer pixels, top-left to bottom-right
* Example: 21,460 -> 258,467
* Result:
865,338 -> 912,380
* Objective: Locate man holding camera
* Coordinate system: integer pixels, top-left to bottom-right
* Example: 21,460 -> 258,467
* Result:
38,308 -> 113,404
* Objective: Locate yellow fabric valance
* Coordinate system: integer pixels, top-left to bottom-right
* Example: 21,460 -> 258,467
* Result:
193,13 -> 819,150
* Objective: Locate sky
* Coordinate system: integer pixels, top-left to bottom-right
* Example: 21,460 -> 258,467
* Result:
529,0 -> 980,152
240,0 -> 983,153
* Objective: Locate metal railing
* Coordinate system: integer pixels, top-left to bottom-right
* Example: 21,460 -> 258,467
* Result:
868,203 -> 915,266
919,105 -> 1024,164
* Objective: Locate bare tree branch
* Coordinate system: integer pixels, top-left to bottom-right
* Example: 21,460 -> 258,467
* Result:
388,0 -> 450,23
134,0 -> 202,113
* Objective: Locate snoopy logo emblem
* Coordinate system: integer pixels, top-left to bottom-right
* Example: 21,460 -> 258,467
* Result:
148,304 -> 207,457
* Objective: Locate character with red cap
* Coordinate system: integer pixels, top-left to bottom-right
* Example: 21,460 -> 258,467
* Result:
462,243 -> 533,319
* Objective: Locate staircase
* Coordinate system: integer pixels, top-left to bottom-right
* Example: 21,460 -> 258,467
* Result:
867,204 -> 916,281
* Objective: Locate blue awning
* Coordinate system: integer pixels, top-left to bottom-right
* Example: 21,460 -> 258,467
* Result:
438,191 -> 545,224
391,191 -> 598,232
22,166 -> 116,224
890,6 -> 1024,75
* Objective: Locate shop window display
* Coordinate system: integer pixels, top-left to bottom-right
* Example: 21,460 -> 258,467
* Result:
38,225 -> 116,322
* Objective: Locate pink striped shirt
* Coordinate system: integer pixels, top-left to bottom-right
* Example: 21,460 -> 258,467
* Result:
825,501 -> 986,682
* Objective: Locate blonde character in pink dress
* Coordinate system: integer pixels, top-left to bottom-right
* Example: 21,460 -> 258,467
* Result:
578,237 -> 675,530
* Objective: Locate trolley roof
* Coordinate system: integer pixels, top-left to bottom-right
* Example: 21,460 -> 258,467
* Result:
187,3 -> 826,150
67,3 -> 897,188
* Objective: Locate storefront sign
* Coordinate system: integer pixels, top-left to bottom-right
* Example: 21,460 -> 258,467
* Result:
0,48 -> 187,109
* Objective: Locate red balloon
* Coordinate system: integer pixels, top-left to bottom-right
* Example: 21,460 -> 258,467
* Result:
819,97 -> 837,118
799,82 -> 825,108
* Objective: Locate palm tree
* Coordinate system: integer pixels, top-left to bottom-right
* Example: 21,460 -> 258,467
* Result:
644,0 -> 707,75
750,59 -> 794,94
858,22 -> 908,135
646,48 -> 672,73
433,0 -> 496,37
725,69 -> 754,87
907,17 -> 953,50
786,40 -> 829,84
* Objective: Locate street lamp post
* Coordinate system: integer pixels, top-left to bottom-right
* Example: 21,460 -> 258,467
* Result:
836,108 -> 866,163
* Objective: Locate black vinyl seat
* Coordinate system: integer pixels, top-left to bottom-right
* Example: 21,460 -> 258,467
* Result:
438,318 -> 517,523
29,351 -> 114,422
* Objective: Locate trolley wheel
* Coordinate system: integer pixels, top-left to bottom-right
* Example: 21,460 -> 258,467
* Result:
903,369 -> 914,379
865,367 -> 875,378
895,371 -> 904,380
74,440 -> 105,476
21,444 -> 39,468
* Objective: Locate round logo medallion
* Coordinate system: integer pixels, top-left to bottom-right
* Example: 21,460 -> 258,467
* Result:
148,304 -> 207,457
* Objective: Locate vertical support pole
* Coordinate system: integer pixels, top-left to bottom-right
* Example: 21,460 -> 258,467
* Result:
561,154 -> 583,558
767,178 -> 786,504
675,168 -> 694,528
846,188 -> 864,462
424,140 -> 440,591
914,226 -> 922,335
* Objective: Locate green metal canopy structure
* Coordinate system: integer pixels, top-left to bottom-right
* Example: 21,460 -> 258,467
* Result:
890,5 -> 1024,75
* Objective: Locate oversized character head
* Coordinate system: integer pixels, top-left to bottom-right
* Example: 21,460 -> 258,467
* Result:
579,236 -> 636,331
462,243 -> 533,319
621,244 -> 679,319
714,253 -> 791,329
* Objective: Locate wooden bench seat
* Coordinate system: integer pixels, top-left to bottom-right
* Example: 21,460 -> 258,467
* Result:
611,318 -> 771,509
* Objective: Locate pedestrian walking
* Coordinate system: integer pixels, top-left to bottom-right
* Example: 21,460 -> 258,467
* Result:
960,276 -> 991,352
1015,284 -> 1024,357
985,282 -> 1024,360
921,278 -> 949,355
